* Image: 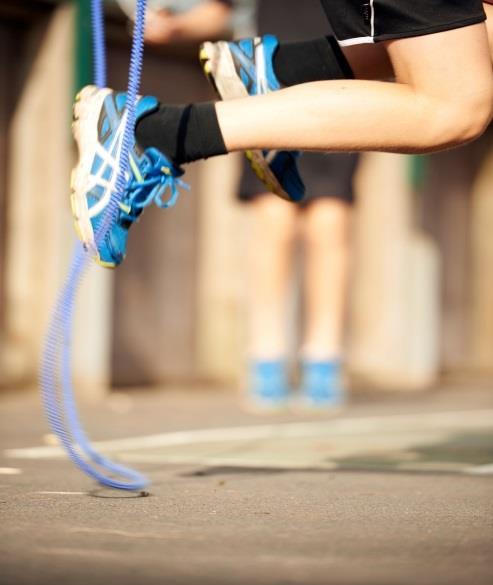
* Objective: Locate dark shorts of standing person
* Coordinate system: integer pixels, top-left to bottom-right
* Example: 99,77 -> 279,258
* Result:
239,152 -> 359,207
320,0 -> 486,46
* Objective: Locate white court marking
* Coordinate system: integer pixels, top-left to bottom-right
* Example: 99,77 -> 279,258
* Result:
466,463 -> 493,475
0,467 -> 22,475
4,409 -> 493,461
36,491 -> 86,495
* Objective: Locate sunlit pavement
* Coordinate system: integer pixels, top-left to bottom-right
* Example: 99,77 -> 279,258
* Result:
1,385 -> 492,585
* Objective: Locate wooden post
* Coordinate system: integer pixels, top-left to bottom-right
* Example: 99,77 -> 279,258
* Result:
470,145 -> 493,373
348,153 -> 440,390
2,4 -> 112,399
195,154 -> 248,384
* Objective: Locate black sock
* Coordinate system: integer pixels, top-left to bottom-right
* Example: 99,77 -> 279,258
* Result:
135,101 -> 227,166
273,36 -> 354,87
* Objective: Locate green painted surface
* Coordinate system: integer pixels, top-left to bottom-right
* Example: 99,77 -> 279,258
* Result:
409,154 -> 428,191
74,0 -> 92,95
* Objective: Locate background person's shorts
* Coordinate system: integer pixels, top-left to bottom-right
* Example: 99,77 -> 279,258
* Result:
320,0 -> 486,46
238,152 -> 359,206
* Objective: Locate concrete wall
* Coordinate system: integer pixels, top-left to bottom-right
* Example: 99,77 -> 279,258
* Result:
1,4 -> 74,388
0,4 -> 112,400
471,139 -> 493,373
106,43 -> 216,386
1,5 -> 492,394
348,153 -> 441,390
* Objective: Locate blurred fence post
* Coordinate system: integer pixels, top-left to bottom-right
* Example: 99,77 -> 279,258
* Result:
196,154 -> 247,384
1,3 -> 111,399
348,153 -> 441,390
471,146 -> 493,373
2,4 -> 74,387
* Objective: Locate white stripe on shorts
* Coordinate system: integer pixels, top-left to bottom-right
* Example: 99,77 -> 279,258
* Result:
370,0 -> 376,37
338,36 -> 375,47
338,0 -> 376,47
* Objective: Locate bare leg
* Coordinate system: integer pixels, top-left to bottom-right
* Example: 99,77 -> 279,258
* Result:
217,24 -> 493,155
485,2 -> 493,59
301,199 -> 351,360
343,43 -> 394,80
247,195 -> 297,359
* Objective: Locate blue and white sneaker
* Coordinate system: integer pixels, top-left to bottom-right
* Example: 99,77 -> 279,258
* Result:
71,85 -> 187,268
244,360 -> 289,413
296,360 -> 346,411
200,35 -> 305,203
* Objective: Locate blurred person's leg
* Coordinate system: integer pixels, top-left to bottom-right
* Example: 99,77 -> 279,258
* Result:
248,195 -> 297,359
245,194 -> 297,410
295,151 -> 357,409
298,199 -> 350,410
301,199 -> 350,362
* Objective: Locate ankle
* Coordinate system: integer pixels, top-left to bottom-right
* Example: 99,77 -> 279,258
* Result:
135,101 -> 227,166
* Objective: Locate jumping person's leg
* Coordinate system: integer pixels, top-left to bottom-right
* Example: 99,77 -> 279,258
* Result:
485,2 -> 493,59
216,24 -> 493,155
72,10 -> 493,266
198,33 -> 392,203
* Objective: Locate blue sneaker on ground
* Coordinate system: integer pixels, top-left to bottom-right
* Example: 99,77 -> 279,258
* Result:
71,85 -> 187,268
245,360 -> 289,412
200,35 -> 305,203
297,360 -> 346,411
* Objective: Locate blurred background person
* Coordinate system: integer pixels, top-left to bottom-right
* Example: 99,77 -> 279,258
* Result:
236,0 -> 359,412
121,0 -> 358,411
118,0 -> 234,45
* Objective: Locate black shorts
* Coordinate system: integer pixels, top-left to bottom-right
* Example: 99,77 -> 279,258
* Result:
239,152 -> 359,206
320,0 -> 486,46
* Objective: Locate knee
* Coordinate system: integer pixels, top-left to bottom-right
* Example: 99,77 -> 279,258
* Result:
426,85 -> 493,149
303,201 -> 350,248
253,196 -> 297,245
449,93 -> 493,143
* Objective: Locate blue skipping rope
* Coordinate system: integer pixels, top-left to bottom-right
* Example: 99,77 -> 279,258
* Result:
39,0 -> 149,491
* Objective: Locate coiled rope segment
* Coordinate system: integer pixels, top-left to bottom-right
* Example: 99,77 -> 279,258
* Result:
39,0 -> 149,491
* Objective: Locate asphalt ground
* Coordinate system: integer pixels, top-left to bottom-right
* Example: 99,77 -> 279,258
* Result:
1,385 -> 492,585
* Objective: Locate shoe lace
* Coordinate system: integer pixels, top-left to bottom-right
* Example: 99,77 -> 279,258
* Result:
121,165 -> 189,223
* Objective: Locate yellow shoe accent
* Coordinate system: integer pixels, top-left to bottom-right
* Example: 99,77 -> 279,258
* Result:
199,46 -> 208,61
97,259 -> 117,269
129,155 -> 143,183
119,201 -> 131,214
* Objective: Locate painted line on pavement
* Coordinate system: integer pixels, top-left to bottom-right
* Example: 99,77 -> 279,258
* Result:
36,491 -> 86,495
465,463 -> 493,475
4,409 -> 493,460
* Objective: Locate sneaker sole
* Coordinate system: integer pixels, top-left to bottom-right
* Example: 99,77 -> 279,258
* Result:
71,85 -> 116,268
199,41 -> 291,202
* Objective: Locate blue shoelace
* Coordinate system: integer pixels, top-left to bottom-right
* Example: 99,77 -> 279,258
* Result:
122,167 -> 189,223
